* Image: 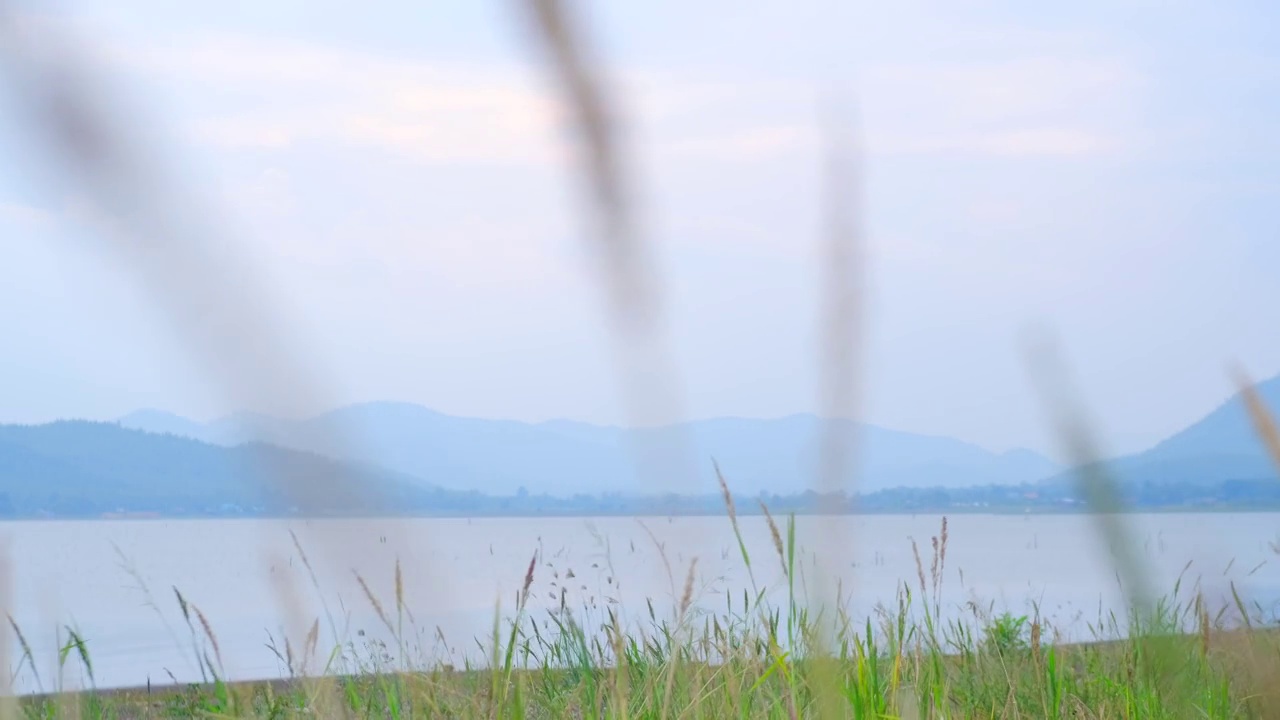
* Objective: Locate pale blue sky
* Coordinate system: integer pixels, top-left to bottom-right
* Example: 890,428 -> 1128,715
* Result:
0,0 -> 1278,459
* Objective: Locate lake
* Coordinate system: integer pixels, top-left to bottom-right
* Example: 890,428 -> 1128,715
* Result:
0,512 -> 1276,694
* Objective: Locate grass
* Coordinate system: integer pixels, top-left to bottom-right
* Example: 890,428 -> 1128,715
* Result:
0,0 -> 1273,716
5,503 -> 1279,720
11,0 -> 1278,714
3,8 -> 1277,715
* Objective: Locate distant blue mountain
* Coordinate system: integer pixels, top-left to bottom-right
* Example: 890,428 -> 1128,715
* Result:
120,404 -> 1061,496
1140,376 -> 1280,463
0,420 -> 446,517
116,409 -> 208,439
1043,375 -> 1280,488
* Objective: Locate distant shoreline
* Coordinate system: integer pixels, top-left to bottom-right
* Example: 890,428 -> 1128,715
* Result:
3,504 -> 1280,522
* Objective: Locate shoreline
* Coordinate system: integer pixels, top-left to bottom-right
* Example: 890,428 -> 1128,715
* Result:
3,505 -> 1280,523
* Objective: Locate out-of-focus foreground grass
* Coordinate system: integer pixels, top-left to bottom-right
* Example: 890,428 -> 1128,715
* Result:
1,1 -> 1277,717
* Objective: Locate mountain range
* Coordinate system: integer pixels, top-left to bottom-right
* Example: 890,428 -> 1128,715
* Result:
117,405 -> 1061,496
1,374 -> 1277,518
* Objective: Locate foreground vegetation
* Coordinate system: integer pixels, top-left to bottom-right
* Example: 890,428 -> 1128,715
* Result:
9,499 -> 1280,720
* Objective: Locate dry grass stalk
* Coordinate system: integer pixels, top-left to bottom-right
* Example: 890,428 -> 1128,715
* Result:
715,461 -> 738,526
930,536 -> 939,590
303,619 -> 320,675
910,538 -> 927,597
521,0 -> 647,331
394,559 -> 404,618
809,104 -> 868,720
678,557 -> 698,621
939,516 -> 949,573
1232,366 -> 1280,472
288,531 -> 320,588
521,551 -> 538,608
759,501 -> 787,576
354,572 -> 394,636
5,614 -> 38,692
392,557 -> 417,626
191,603 -> 223,675
284,636 -> 295,677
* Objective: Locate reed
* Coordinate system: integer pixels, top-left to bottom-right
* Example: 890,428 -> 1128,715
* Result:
7,497 -> 1279,719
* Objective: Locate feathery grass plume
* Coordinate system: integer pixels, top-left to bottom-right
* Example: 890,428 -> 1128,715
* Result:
759,501 -> 787,577
714,461 -> 757,594
172,586 -> 210,685
354,572 -> 394,636
678,557 -> 698,621
518,0 -> 647,332
394,558 -> 412,624
930,517 -> 949,619
910,538 -> 927,597
521,550 -> 538,608
1231,365 -> 1280,472
303,618 -> 319,675
192,603 -> 252,714
191,604 -> 223,677
939,516 -> 949,575
715,459 -> 738,523
173,586 -> 190,623
1024,331 -> 1192,712
516,0 -> 696,523
930,536 -> 939,588
1024,336 -> 1155,607
814,94 -> 865,503
810,96 -> 867,720
283,636 -> 296,677
6,614 -> 40,694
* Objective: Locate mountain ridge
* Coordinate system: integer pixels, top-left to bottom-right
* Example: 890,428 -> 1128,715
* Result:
1039,374 -> 1280,488
119,403 -> 1061,496
0,420 -> 449,517
9,371 -> 1280,518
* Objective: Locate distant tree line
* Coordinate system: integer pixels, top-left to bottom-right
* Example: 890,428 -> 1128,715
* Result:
3,476 -> 1280,520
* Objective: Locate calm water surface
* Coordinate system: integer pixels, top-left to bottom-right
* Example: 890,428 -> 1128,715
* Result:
0,513 -> 1277,693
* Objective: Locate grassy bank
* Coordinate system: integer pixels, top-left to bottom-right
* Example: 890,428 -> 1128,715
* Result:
7,505 -> 1280,720
20,623 -> 1280,720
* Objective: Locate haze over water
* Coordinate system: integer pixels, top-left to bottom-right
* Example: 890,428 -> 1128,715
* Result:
2,512 -> 1277,693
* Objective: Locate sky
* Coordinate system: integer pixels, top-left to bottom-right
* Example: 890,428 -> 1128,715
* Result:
0,0 -> 1278,460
